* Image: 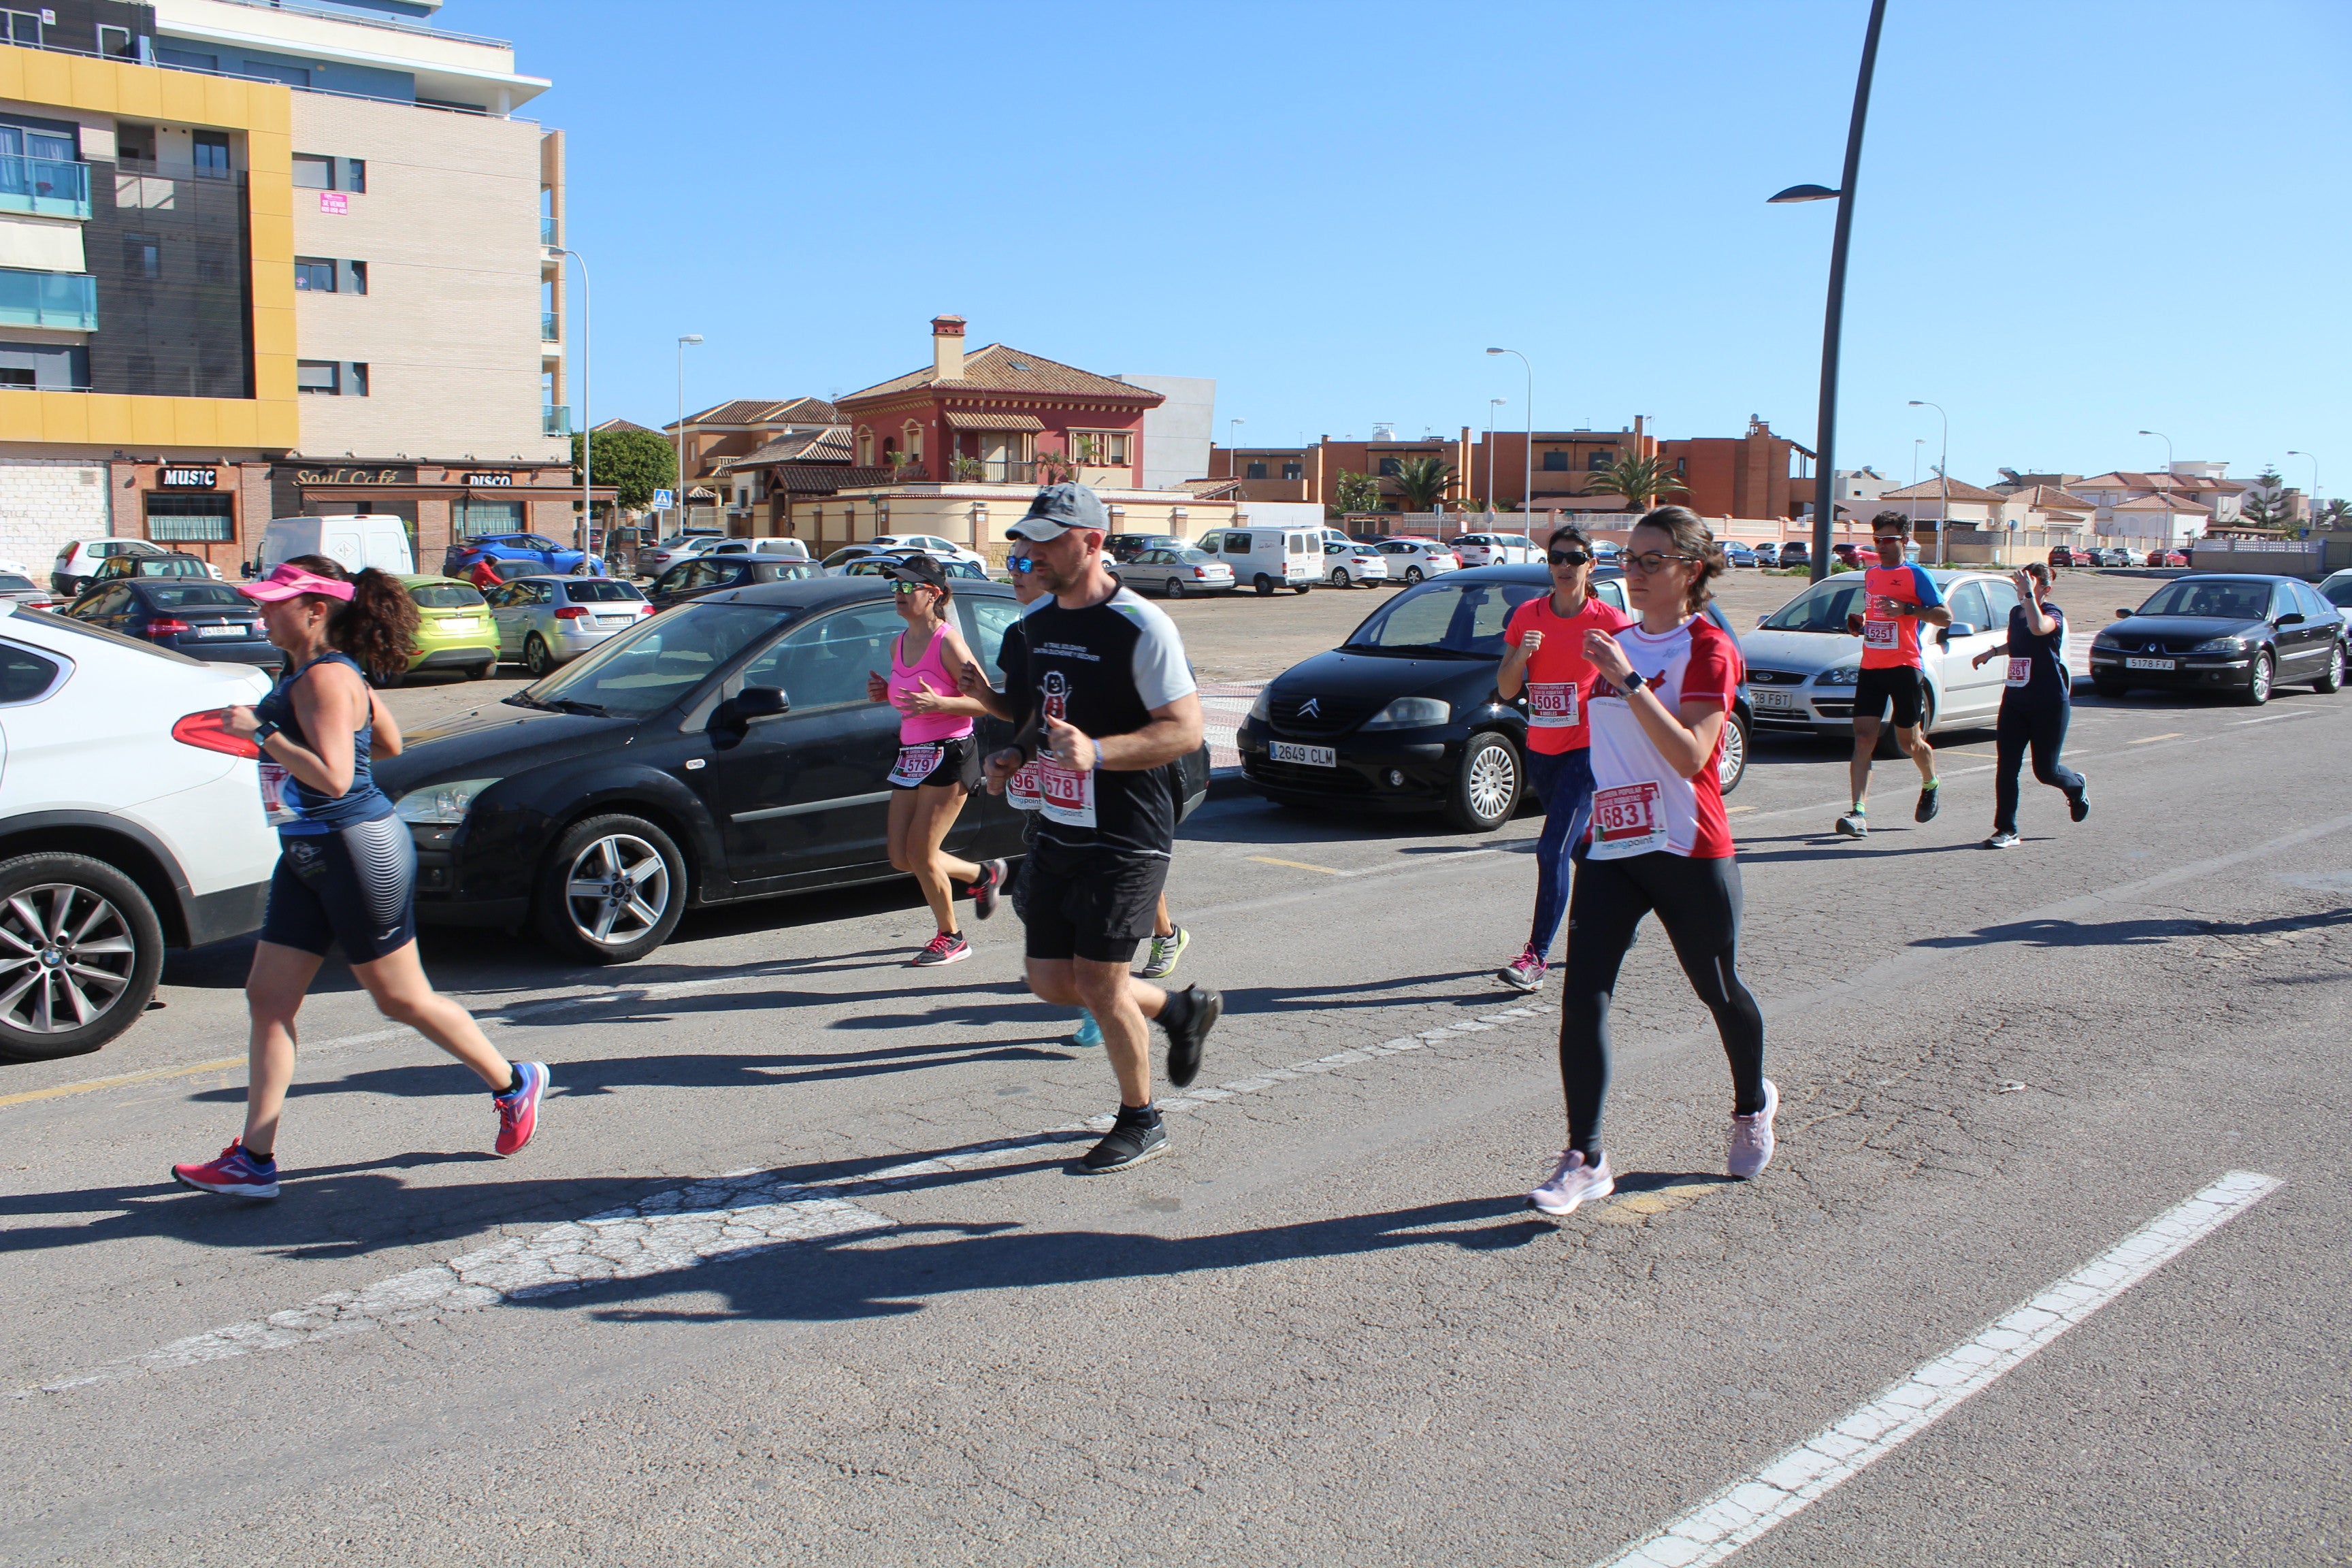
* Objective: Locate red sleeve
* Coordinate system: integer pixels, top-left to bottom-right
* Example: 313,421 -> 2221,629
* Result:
1682,619 -> 1740,704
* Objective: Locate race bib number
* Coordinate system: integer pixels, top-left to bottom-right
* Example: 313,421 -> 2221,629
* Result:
1039,760 -> 1096,828
1588,780 -> 1665,860
1526,681 -> 1579,728
1007,757 -> 1043,811
887,743 -> 944,788
1862,618 -> 1899,649
258,761 -> 300,827
2006,657 -> 2034,689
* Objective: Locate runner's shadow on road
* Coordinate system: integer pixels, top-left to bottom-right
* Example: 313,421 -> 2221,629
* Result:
1912,907 -> 2352,952
1740,842 -> 1982,864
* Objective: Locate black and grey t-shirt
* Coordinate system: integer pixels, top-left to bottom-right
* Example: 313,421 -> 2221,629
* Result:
1019,586 -> 1197,858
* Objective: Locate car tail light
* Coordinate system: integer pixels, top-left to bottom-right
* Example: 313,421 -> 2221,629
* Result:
148,617 -> 191,636
172,709 -> 260,758
640,602 -> 655,613
554,605 -> 588,620
1192,567 -> 1208,578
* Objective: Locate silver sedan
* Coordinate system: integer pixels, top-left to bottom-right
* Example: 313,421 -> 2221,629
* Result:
1119,546 -> 1236,599
486,574 -> 653,677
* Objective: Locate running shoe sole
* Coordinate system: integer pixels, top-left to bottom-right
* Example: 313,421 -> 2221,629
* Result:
972,860 -> 1004,921
1727,1078 -> 1778,1179
1163,986 -> 1221,1089
1835,815 -> 1867,838
1529,1171 -> 1614,1216
171,1168 -> 278,1198
1497,961 -> 1544,993
2070,794 -> 2090,823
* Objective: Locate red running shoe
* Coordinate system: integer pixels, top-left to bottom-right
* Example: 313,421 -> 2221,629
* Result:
494,1061 -> 550,1156
172,1140 -> 279,1198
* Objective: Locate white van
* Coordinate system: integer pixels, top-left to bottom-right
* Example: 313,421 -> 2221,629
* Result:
256,514 -> 415,577
1196,526 -> 1318,595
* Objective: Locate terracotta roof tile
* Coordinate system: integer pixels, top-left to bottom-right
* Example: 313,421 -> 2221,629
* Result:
839,344 -> 1166,405
1878,478 -> 2009,503
671,397 -> 841,429
769,465 -> 895,495
717,427 -> 853,472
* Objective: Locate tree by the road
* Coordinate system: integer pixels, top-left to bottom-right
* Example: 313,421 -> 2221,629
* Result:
1389,455 -> 1455,512
571,429 -> 676,513
1333,469 -> 1384,517
2238,468 -> 2295,532
2315,497 -> 2349,531
1581,453 -> 1688,515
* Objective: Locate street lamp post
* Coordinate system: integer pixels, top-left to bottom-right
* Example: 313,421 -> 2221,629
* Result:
675,333 -> 703,531
1909,399 -> 1948,565
2287,451 -> 2321,523
1486,397 -> 1506,518
1486,348 -> 1531,527
555,247 -> 591,560
2138,429 -> 2173,471
1769,0 -> 1889,583
1228,418 -> 1244,480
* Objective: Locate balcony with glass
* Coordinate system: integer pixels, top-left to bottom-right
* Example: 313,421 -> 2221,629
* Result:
541,214 -> 557,246
0,270 -> 97,331
0,155 -> 90,219
542,310 -> 559,342
543,405 -> 571,435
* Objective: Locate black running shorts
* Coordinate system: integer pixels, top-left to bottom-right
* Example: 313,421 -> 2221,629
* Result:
885,734 -> 979,791
1019,840 -> 1166,965
259,813 -> 418,964
1852,665 -> 1926,729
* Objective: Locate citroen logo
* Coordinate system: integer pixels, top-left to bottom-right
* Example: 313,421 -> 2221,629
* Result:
1298,698 -> 1322,719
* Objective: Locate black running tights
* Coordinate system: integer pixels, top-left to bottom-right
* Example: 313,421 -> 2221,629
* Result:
1557,851 -> 1766,1160
1992,700 -> 2085,834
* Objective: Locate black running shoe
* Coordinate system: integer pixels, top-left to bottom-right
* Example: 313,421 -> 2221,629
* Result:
1159,984 -> 1222,1089
1080,1112 -> 1167,1174
971,858 -> 1005,920
1915,780 -> 1941,823
2069,789 -> 2089,823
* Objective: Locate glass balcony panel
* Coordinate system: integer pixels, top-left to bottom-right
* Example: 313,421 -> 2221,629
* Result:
543,405 -> 571,435
0,268 -> 97,330
541,214 -> 557,246
542,310 -> 559,341
0,156 -> 91,218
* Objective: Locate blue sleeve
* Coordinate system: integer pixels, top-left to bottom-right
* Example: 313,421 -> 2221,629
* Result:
1908,566 -> 1945,608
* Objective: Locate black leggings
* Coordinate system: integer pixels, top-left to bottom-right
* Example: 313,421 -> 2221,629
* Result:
1993,700 -> 2085,834
1557,851 -> 1765,1160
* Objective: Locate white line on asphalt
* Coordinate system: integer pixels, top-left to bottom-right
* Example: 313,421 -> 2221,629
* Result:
2230,710 -> 2319,725
1592,1170 -> 2281,1568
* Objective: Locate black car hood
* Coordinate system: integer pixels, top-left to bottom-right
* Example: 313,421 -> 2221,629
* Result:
2104,614 -> 2267,641
377,702 -> 638,792
1269,647 -> 1493,700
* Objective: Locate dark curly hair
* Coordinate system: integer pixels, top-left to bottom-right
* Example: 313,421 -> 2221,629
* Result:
285,553 -> 418,679
1631,505 -> 1729,614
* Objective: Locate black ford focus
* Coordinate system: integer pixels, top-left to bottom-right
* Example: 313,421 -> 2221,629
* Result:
376,576 -> 1209,964
1237,564 -> 1750,832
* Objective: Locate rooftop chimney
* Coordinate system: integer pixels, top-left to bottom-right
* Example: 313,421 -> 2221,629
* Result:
931,314 -> 966,382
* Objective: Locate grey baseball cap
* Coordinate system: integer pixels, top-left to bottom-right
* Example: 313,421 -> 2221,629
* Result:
1007,481 -> 1108,542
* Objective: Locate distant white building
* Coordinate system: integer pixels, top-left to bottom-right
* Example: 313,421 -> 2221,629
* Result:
1832,468 -> 1892,508
1114,375 -> 1215,491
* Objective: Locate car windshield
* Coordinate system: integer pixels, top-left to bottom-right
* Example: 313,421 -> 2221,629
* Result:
1342,579 -> 1544,658
1761,578 -> 1869,632
517,602 -> 784,719
2136,581 -> 2271,620
564,579 -> 644,602
140,583 -> 246,608
2321,578 -> 2352,608
0,574 -> 35,592
410,581 -> 485,609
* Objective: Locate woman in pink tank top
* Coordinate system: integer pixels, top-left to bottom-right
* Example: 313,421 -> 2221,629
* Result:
863,554 -> 1004,966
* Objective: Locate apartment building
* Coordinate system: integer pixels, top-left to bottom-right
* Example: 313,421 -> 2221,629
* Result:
0,0 -> 587,574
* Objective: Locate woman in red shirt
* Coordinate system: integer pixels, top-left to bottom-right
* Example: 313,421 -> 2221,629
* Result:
1526,506 -> 1774,1217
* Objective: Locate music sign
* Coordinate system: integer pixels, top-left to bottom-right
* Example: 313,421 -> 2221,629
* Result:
159,467 -> 217,489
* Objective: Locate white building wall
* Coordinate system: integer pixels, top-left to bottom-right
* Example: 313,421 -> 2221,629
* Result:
0,456 -> 112,572
1115,374 -> 1215,491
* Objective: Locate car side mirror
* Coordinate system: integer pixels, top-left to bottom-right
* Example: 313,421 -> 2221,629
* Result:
1942,622 -> 1977,641
2276,612 -> 2305,627
711,685 -> 789,742
1756,612 -> 1769,627
2115,608 -> 2132,619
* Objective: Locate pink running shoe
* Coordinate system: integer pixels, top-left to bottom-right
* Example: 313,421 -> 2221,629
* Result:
1497,944 -> 1548,993
172,1140 -> 279,1198
494,1061 -> 550,1157
1727,1079 -> 1778,1179
1527,1149 -> 1614,1216
911,931 -> 970,966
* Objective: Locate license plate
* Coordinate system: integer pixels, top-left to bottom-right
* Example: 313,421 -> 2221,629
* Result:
2125,657 -> 2174,671
595,615 -> 629,625
197,622 -> 245,638
1269,740 -> 1336,768
1750,688 -> 1794,709
439,617 -> 480,632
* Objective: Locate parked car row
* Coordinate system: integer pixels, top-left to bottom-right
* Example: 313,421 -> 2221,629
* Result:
2048,544 -> 2191,568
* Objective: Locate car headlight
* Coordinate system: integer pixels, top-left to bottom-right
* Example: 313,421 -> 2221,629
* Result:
1247,687 -> 1273,721
1361,696 -> 1450,730
395,777 -> 501,824
2188,636 -> 2247,655
1817,666 -> 1860,687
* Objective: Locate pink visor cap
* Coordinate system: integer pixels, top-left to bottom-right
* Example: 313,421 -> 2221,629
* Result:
238,564 -> 355,603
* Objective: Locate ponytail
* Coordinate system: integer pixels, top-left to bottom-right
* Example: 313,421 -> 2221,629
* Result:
284,553 -> 419,679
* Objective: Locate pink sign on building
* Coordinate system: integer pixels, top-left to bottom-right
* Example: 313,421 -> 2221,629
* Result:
319,192 -> 348,214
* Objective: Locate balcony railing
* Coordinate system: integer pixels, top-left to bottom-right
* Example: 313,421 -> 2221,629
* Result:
543,405 -> 571,436
0,270 -> 97,331
0,156 -> 90,219
542,310 -> 559,342
541,214 -> 558,246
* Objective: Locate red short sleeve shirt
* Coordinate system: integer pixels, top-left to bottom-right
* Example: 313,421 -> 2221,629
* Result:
1504,592 -> 1633,755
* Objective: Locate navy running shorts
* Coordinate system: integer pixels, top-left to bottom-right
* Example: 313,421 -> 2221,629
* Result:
1852,665 -> 1926,729
259,813 -> 418,964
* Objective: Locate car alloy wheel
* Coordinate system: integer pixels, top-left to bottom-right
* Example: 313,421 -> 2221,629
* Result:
2315,643 -> 2343,694
525,633 -> 553,677
1330,568 -> 1350,588
1165,577 -> 1186,600
572,561 -> 595,576
1445,732 -> 1520,833
1718,710 -> 1750,794
1405,566 -> 1424,584
0,854 -> 164,1061
540,818 -> 683,963
2243,651 -> 2272,706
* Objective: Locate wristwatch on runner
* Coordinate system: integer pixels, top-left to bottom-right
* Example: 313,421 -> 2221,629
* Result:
1617,671 -> 1652,697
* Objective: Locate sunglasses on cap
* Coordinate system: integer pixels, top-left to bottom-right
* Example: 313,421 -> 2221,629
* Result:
1005,554 -> 1035,574
1547,549 -> 1591,566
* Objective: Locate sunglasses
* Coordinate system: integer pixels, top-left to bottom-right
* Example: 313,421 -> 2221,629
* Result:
889,580 -> 935,596
1623,550 -> 1697,575
1005,555 -> 1035,574
1547,550 -> 1591,566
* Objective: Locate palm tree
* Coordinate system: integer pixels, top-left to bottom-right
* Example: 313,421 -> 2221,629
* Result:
2315,497 -> 2349,531
1580,453 -> 1688,514
1389,455 -> 1455,512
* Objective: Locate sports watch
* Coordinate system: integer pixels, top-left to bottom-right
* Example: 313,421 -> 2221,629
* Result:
1616,670 -> 1654,697
253,719 -> 282,747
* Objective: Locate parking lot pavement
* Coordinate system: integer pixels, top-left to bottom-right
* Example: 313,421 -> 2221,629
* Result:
4,662 -> 2347,1565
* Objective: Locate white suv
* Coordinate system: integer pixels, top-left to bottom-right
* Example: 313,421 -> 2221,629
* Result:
1450,532 -> 1541,567
52,537 -> 168,598
0,606 -> 279,1060
1375,538 -> 1463,583
870,534 -> 989,572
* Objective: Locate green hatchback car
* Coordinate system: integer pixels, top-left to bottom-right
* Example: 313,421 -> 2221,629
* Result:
391,574 -> 499,683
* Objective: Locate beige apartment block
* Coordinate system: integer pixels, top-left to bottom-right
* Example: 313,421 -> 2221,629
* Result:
287,92 -> 561,464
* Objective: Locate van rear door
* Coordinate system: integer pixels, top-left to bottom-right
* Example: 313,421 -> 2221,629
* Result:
1285,532 -> 1315,582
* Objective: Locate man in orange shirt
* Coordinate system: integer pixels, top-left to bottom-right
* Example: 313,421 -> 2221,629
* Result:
1836,513 -> 1951,838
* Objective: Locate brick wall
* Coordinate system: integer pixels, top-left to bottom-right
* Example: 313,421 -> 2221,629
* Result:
0,457 -> 113,570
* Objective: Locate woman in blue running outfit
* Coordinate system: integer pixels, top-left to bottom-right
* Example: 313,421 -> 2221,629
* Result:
172,558 -> 547,1200
1971,561 -> 2087,848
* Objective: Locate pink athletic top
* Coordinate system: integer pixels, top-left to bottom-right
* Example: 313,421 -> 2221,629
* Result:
889,625 -> 974,744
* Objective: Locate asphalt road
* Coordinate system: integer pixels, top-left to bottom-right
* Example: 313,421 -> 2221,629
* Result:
5,586 -> 2345,1565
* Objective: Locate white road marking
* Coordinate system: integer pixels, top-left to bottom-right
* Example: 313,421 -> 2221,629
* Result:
1593,1169 -> 2281,1568
2230,710 -> 2319,725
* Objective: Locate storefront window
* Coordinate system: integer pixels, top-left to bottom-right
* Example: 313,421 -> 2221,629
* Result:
457,500 -> 525,538
146,492 -> 235,543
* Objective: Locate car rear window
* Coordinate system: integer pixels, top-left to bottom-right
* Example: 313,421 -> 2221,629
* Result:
140,584 -> 248,608
11,606 -> 209,665
0,574 -> 35,592
563,580 -> 644,602
410,582 -> 486,609
0,640 -> 63,702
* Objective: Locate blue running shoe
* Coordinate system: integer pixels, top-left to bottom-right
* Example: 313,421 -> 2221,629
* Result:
1069,1011 -> 1103,1049
173,1140 -> 279,1198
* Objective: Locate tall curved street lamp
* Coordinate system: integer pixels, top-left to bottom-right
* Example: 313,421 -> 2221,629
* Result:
1486,397 -> 1507,516
1486,348 -> 1531,524
1769,0 -> 1890,583
2138,429 -> 2173,471
675,333 -> 704,528
2287,450 -> 2321,515
1908,399 -> 1948,564
1228,418 -> 1245,479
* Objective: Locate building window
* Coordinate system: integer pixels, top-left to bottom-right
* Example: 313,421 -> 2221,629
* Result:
855,429 -> 873,466
1586,449 -> 1615,472
457,500 -> 525,538
296,360 -> 340,394
145,493 -> 235,543
1377,457 -> 1401,478
0,367 -> 27,387
348,362 -> 368,395
346,159 -> 365,193
1245,461 -> 1267,480
124,233 -> 160,279
0,10 -> 42,48
292,154 -> 334,189
1070,429 -> 1131,468
293,257 -> 334,292
346,260 -> 367,295
192,131 -> 231,180
900,419 -> 923,461
1282,461 -> 1303,481
155,46 -> 216,73
1542,451 -> 1569,472
98,24 -> 133,60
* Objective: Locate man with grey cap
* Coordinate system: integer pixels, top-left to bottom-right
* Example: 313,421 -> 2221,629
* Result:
986,481 -> 1222,1173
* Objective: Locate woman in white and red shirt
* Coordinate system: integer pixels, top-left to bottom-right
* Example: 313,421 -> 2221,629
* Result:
1526,506 -> 1775,1218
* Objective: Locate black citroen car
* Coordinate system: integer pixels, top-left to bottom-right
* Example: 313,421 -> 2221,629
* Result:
376,576 -> 1209,964
2089,574 -> 2347,705
1237,564 -> 1750,832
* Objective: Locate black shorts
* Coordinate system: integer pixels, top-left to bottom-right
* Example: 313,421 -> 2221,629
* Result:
886,734 -> 978,791
259,814 -> 417,964
1853,665 -> 1926,728
1020,840 -> 1167,965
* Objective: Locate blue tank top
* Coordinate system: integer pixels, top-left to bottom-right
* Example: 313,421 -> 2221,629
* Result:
255,651 -> 395,833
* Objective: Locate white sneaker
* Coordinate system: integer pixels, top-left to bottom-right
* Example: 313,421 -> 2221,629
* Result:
1528,1149 -> 1614,1215
1727,1079 -> 1778,1179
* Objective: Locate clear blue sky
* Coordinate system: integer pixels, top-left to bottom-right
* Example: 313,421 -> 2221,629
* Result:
467,0 -> 2349,494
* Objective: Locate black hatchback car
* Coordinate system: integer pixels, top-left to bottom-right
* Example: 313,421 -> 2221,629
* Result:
647,554 -> 817,610
1237,565 -> 1751,831
65,578 -> 282,669
376,576 -> 1210,963
2089,574 -> 2347,705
